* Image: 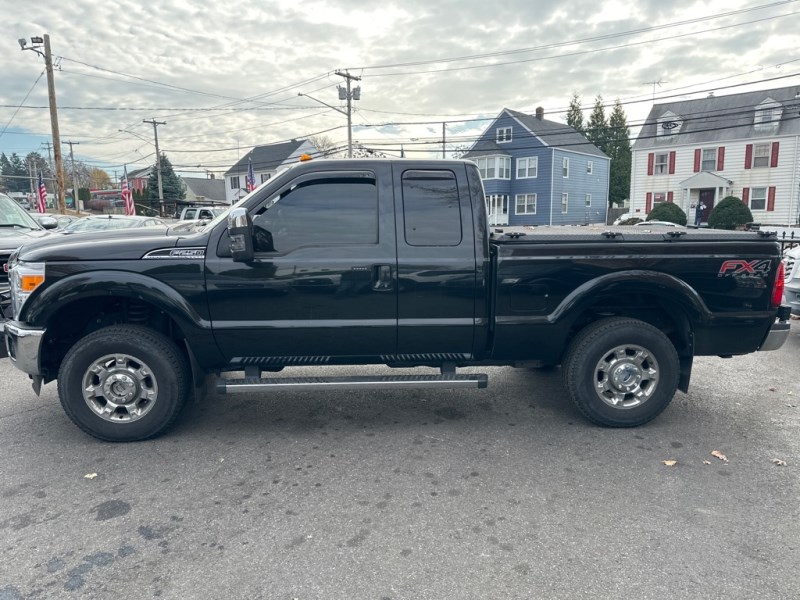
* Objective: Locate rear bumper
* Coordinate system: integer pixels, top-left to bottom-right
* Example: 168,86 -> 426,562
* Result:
759,306 -> 792,352
3,321 -> 46,375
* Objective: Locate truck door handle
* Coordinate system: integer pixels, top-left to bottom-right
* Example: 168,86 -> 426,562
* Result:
372,264 -> 393,292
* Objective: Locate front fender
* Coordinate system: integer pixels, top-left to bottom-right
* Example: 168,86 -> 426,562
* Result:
23,270 -> 211,338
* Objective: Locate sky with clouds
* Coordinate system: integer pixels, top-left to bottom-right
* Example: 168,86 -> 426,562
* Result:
1,0 -> 799,180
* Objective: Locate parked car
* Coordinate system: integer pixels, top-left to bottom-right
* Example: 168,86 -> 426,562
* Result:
35,213 -> 81,230
633,220 -> 686,228
0,193 -> 52,319
783,245 -> 800,316
60,215 -> 168,234
178,207 -> 225,221
612,212 -> 633,225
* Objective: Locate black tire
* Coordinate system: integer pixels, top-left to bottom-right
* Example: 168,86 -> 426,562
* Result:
57,325 -> 190,442
563,317 -> 679,427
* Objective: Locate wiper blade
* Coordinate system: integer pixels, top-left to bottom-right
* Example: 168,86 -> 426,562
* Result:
0,223 -> 34,230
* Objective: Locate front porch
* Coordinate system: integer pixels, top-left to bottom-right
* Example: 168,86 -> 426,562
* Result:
678,171 -> 733,225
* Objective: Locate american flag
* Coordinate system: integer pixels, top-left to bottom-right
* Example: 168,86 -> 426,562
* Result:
37,170 -> 47,213
246,158 -> 256,192
121,167 -> 135,215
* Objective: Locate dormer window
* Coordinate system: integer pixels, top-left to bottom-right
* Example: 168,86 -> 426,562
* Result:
657,110 -> 681,138
496,127 -> 512,143
754,98 -> 782,132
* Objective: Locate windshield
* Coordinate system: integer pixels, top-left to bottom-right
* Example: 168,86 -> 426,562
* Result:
0,193 -> 42,230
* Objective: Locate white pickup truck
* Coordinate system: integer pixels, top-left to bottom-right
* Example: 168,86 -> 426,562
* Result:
178,207 -> 224,221
784,245 -> 800,316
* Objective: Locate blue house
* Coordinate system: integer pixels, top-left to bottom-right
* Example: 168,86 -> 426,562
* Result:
463,107 -> 610,226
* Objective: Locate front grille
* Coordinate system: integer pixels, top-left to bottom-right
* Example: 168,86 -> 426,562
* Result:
0,252 -> 10,285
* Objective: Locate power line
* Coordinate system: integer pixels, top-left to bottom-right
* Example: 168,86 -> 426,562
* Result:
0,69 -> 45,141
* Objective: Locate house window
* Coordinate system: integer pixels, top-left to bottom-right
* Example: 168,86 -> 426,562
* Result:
476,156 -> 510,180
653,192 -> 667,205
260,173 -> 272,183
751,187 -> 767,210
657,111 -> 681,137
562,157 -> 569,178
753,144 -> 770,168
701,148 -> 717,171
517,157 -> 538,179
496,127 -> 512,143
587,161 -> 593,175
585,194 -> 591,207
654,153 -> 668,175
230,176 -> 240,189
561,193 -> 568,213
515,193 -> 536,215
755,108 -> 774,125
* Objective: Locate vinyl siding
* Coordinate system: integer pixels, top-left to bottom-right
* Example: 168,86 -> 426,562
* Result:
548,149 -> 610,225
631,135 -> 799,225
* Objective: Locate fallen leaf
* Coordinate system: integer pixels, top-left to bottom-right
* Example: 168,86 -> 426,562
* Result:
702,460 -> 711,465
768,387 -> 777,392
662,460 -> 678,467
711,450 -> 728,462
772,459 -> 787,467
83,473 -> 98,479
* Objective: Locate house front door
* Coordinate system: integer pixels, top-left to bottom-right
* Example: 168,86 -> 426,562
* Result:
698,188 -> 715,223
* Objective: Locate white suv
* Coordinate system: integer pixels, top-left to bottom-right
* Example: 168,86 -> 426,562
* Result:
784,246 -> 800,316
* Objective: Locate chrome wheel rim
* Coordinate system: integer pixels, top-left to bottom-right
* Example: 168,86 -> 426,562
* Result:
593,344 -> 659,409
82,353 -> 159,423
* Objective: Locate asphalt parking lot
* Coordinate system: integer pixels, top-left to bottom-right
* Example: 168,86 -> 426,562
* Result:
1,321 -> 799,600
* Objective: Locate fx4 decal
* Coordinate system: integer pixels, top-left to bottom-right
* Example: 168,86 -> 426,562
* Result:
718,259 -> 772,277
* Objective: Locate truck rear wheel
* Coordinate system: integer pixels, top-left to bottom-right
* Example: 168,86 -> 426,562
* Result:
57,325 -> 189,442
563,317 -> 679,427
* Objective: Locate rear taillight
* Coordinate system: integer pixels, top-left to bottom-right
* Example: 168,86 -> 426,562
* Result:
771,261 -> 785,308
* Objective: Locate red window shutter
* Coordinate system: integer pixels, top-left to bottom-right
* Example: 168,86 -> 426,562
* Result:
717,147 -> 725,171
667,191 -> 674,202
646,192 -> 652,213
742,188 -> 749,206
647,153 -> 654,176
693,149 -> 701,172
770,142 -> 779,168
744,144 -> 753,169
767,186 -> 776,211
668,151 -> 676,174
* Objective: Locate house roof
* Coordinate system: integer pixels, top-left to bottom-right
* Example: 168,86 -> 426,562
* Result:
127,166 -> 153,179
633,84 -> 800,150
225,139 -> 306,175
505,108 -> 608,158
462,140 -> 511,158
181,177 -> 226,202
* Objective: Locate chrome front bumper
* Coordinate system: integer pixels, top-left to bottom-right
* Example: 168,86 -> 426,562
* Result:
3,321 -> 46,375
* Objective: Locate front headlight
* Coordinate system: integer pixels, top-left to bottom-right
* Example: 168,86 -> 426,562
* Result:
9,260 -> 45,320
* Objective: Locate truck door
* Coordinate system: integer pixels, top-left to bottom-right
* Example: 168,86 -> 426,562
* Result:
205,165 -> 398,363
392,164 -> 478,356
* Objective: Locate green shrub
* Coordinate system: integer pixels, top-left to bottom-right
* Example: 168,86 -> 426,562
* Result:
647,202 -> 687,225
619,217 -> 643,225
707,196 -> 753,230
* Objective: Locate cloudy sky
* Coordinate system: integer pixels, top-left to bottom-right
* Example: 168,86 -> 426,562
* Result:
1,0 -> 799,180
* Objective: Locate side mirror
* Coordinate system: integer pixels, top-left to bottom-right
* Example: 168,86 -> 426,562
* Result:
228,207 -> 254,262
37,216 -> 58,230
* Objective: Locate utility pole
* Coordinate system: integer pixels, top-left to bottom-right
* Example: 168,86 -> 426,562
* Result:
19,34 -> 66,213
64,140 -> 79,210
442,122 -> 446,159
143,119 -> 166,216
43,141 -> 53,170
334,71 -> 361,158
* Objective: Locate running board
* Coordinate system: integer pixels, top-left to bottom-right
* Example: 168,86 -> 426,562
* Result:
216,373 -> 488,395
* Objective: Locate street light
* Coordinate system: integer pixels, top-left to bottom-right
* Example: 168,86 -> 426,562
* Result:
19,34 -> 67,213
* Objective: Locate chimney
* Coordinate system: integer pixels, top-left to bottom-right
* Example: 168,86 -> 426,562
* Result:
535,106 -> 544,120
209,173 -> 215,179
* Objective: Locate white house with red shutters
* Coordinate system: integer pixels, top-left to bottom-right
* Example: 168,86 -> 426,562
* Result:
630,85 -> 800,226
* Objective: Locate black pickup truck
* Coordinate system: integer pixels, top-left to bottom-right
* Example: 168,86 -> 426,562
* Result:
2,159 -> 791,441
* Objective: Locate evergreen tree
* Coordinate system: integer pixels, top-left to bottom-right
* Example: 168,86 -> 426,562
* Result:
147,154 -> 185,215
607,98 -> 632,206
586,95 -> 609,155
566,92 -> 584,134
1,153 -> 30,193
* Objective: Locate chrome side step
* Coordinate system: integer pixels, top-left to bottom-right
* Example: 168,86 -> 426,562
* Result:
216,373 -> 488,395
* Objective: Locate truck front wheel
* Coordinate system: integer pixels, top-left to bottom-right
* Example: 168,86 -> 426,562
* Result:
563,317 -> 679,427
57,325 -> 190,442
